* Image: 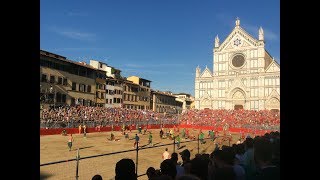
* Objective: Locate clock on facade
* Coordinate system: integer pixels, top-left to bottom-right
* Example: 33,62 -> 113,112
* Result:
232,54 -> 245,67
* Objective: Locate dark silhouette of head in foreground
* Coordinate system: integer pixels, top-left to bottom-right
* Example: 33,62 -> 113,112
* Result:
115,158 -> 137,180
92,174 -> 103,180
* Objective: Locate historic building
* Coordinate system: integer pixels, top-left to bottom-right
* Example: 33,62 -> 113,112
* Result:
40,50 -> 106,108
173,93 -> 194,112
150,90 -> 183,114
195,18 -> 280,111
90,60 -> 124,108
123,76 -> 151,110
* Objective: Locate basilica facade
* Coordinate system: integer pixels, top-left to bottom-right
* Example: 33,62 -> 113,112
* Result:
194,18 -> 280,111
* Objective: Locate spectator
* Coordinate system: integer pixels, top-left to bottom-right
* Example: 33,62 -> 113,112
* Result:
162,148 -> 170,160
115,158 -> 137,180
253,137 -> 280,180
243,138 -> 256,180
146,167 -> 158,179
92,174 -> 103,180
160,159 -> 177,179
179,149 -> 191,165
171,152 -> 185,177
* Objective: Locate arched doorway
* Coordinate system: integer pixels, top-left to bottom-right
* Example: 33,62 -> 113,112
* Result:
232,90 -> 245,110
234,105 -> 243,110
201,98 -> 211,109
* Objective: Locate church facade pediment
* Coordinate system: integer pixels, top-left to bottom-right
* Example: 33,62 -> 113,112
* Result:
265,61 -> 280,73
217,27 -> 259,52
200,67 -> 213,78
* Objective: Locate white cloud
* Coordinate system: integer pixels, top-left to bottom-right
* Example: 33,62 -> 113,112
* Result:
50,26 -> 96,41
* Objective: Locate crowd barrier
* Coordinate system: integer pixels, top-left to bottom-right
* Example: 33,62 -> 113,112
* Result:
178,124 -> 275,135
40,124 -> 276,136
40,124 -> 176,135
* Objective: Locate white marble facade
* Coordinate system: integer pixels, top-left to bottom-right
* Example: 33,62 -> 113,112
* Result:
195,18 -> 280,110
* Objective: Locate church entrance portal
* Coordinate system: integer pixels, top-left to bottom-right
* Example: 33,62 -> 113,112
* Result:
234,105 -> 243,110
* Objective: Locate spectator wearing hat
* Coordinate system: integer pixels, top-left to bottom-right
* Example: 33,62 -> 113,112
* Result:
179,149 -> 192,174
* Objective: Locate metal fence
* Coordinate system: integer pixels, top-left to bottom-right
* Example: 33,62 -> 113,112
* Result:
40,135 -> 232,180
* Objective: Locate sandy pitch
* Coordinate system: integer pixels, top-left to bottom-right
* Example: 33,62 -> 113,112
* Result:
40,129 -> 241,180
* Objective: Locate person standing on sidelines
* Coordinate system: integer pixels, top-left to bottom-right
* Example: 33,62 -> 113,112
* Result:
67,134 -> 74,151
162,148 -> 170,160
133,134 -> 140,148
83,125 -> 87,138
148,132 -> 153,146
78,124 -> 82,134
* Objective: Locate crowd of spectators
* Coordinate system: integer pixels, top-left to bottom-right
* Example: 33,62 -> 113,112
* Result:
92,131 -> 280,180
40,106 -> 280,131
179,109 -> 280,131
40,105 -> 178,128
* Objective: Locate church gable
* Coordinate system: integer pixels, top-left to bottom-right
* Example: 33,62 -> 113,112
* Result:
265,61 -> 280,73
218,27 -> 259,52
200,67 -> 212,78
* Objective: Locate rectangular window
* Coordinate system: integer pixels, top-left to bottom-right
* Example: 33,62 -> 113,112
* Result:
79,84 -> 86,92
56,93 -> 61,103
218,90 -> 222,97
41,74 -> 47,82
57,77 -> 63,85
63,78 -> 67,86
62,94 -> 66,103
87,85 -> 91,93
250,101 -> 259,110
110,99 -> 112,104
265,79 -> 268,86
250,88 -> 259,97
96,91 -> 99,98
72,82 -> 76,90
50,75 -> 55,83
114,98 -> 116,104
101,93 -> 104,99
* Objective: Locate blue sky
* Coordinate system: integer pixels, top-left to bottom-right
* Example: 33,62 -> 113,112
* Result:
41,0 -> 280,96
